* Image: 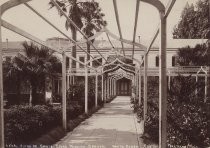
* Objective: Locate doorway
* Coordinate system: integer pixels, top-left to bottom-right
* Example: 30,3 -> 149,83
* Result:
116,78 -> 131,96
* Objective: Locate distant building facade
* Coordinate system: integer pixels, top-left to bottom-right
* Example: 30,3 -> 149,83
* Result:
2,38 -> 208,100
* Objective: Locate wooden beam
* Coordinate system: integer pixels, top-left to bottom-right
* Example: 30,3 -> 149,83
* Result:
132,0 -> 140,59
165,0 -> 176,18
0,9 -> 5,148
113,0 -> 125,56
140,0 -> 176,66
24,3 -> 99,64
141,0 -> 165,12
2,19 -> 99,73
105,28 -> 143,48
1,19 -> 61,53
62,52 -> 67,131
1,0 -> 31,15
106,33 -> 115,49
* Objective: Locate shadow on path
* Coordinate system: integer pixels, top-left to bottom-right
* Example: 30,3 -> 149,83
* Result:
54,96 -> 156,148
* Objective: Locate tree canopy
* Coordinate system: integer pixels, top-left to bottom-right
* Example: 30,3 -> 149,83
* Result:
173,0 -> 210,39
49,0 -> 106,68
177,43 -> 210,66
4,42 -> 61,105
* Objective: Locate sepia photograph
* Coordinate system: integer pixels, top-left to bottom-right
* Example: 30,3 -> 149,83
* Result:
0,0 -> 209,147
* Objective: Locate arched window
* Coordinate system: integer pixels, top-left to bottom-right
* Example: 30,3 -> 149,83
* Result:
156,55 -> 159,67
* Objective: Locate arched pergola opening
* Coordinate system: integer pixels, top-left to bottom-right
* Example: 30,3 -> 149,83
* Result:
2,0 -> 202,148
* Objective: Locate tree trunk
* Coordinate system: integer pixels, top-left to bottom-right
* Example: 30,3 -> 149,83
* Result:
87,42 -> 91,73
71,27 -> 77,69
71,27 -> 77,84
87,42 -> 91,64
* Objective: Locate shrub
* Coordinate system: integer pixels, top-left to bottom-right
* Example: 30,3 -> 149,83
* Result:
4,102 -> 83,145
132,76 -> 210,147
67,76 -> 103,110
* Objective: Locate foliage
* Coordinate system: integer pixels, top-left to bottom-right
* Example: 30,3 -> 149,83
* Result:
4,103 -> 83,145
67,76 -> 103,109
131,76 -> 210,147
49,0 -> 106,68
177,43 -> 210,66
173,0 -> 210,39
4,41 -> 61,105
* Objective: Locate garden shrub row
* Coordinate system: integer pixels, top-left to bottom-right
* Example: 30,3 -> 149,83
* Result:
4,76 -> 105,145
131,76 -> 210,147
4,102 -> 83,145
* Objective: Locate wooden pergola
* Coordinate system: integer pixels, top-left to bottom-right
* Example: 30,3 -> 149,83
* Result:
0,0 -> 178,147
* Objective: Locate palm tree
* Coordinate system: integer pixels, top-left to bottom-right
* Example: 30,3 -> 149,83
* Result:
49,0 -> 83,69
81,1 -> 106,65
7,41 -> 61,105
49,0 -> 106,68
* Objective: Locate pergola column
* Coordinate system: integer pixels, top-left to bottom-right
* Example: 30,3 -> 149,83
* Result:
110,78 -> 113,97
67,75 -> 69,90
159,13 -> 167,148
136,73 -> 139,98
112,78 -> 114,97
0,9 -> 5,148
106,77 -> 108,102
132,76 -> 135,98
95,73 -> 98,107
62,52 -> 67,132
139,70 -> 142,105
102,74 -> 104,101
204,75 -> 207,102
195,75 -> 198,95
85,65 -> 88,114
134,74 -> 136,98
104,78 -> 107,102
168,75 -> 171,90
110,78 -> 112,98
114,78 -> 116,96
143,48 -> 148,129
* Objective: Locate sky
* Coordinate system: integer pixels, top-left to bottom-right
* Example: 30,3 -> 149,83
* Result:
0,0 -> 198,45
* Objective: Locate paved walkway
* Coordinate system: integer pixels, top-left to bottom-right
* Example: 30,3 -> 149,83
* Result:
54,96 -> 145,148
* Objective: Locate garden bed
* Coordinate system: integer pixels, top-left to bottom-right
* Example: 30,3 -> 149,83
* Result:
131,76 -> 210,148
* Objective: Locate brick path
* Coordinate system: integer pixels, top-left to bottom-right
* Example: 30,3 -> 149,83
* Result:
54,96 -> 145,148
